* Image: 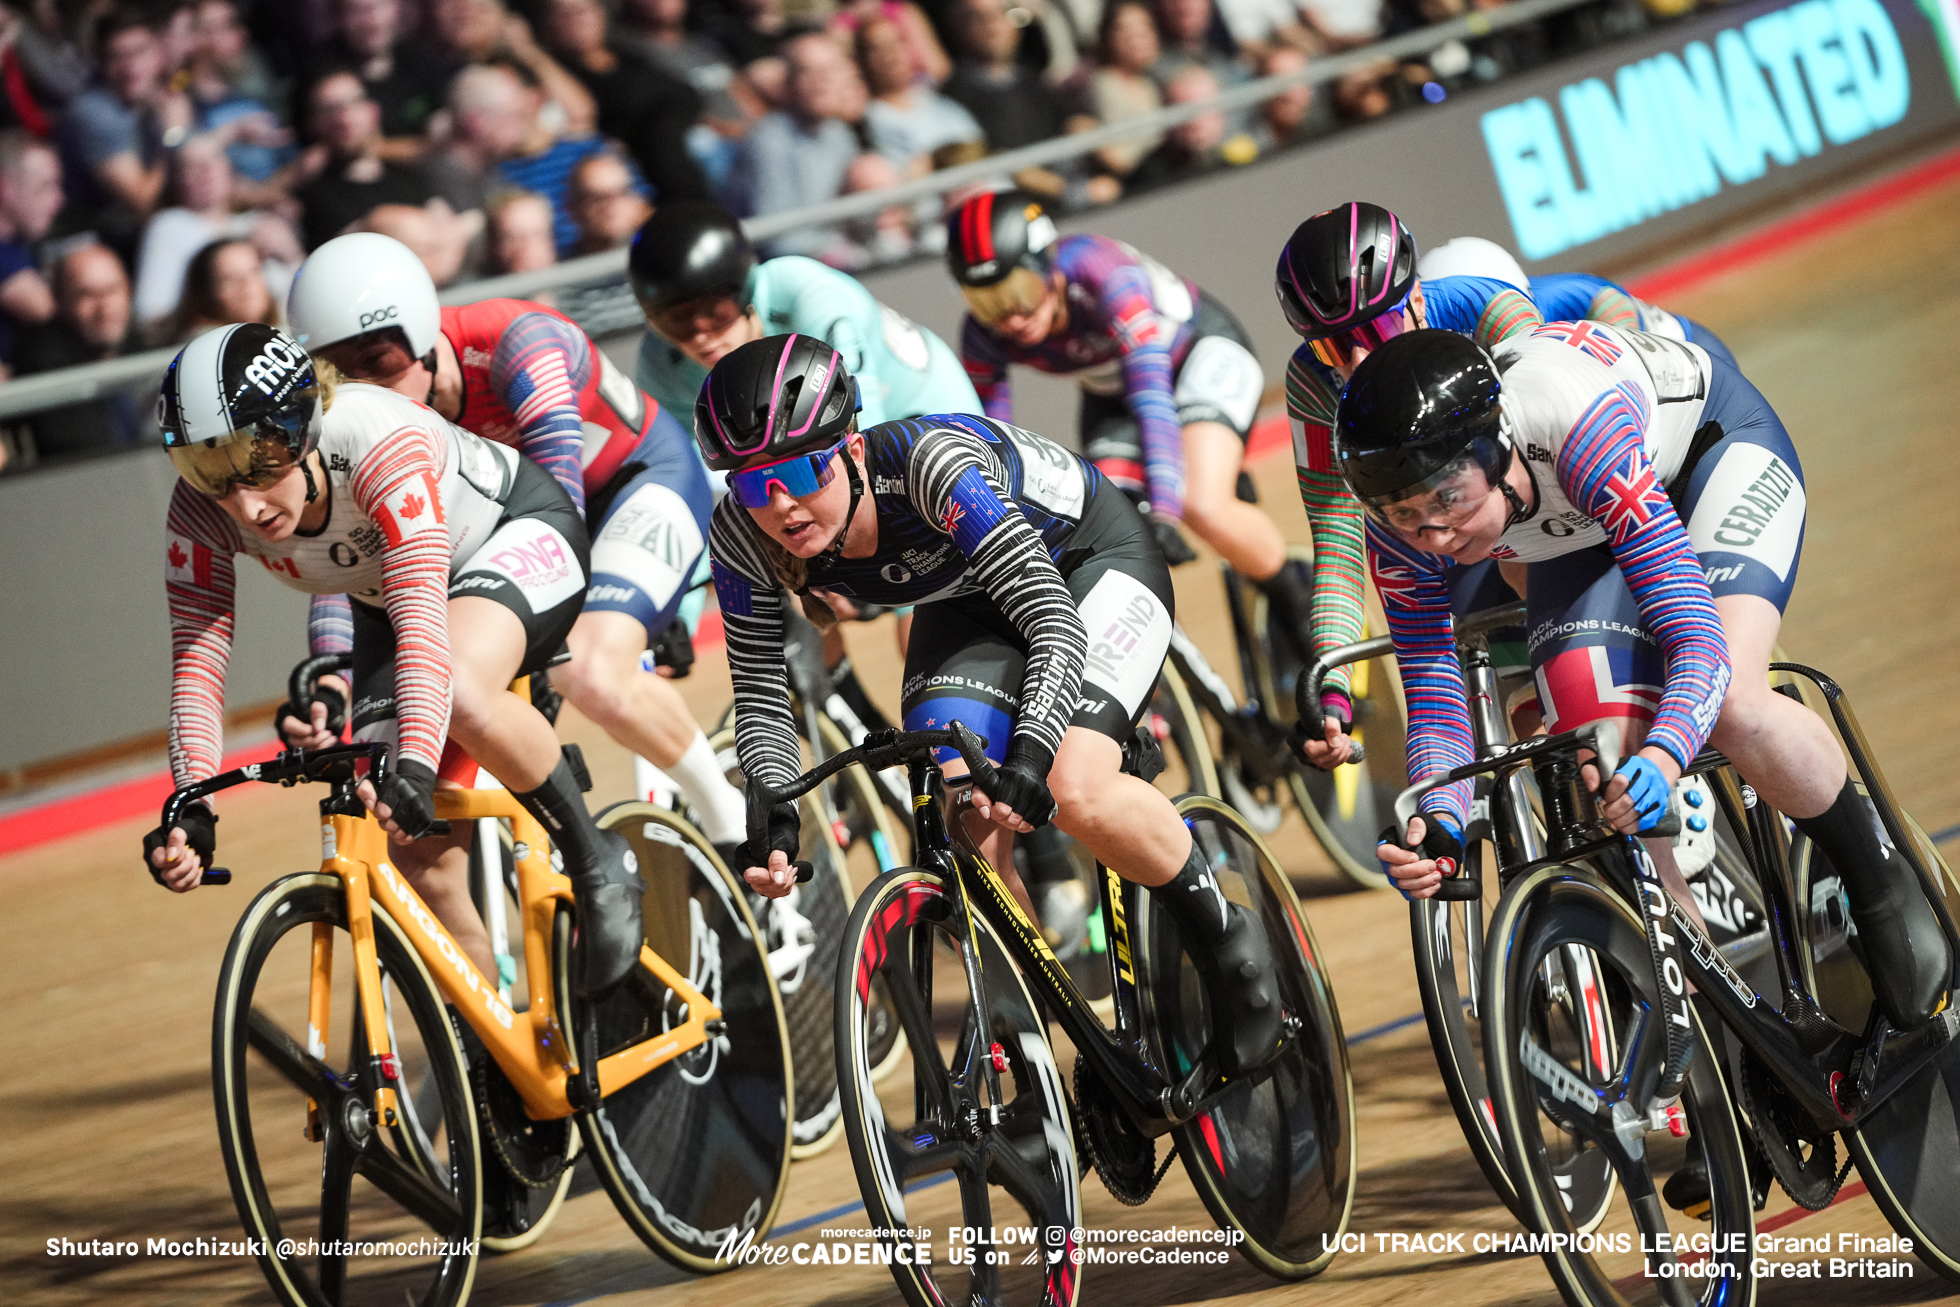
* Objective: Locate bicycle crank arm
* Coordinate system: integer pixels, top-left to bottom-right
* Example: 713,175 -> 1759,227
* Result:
1162,1013 -> 1305,1122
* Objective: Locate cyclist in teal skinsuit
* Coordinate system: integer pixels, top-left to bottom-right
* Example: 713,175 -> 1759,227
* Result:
630,202 -> 981,429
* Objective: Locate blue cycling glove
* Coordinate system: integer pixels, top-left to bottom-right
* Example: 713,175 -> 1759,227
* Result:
1612,755 -> 1672,832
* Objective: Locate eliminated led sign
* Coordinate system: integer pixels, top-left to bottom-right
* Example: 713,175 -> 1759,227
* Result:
1482,0 -> 1913,258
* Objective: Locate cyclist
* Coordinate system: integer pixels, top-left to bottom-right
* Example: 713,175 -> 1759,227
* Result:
701,332 -> 1282,1075
284,233 -> 753,863
1338,326 -> 1950,1035
144,323 -> 646,1000
942,188 -> 1317,673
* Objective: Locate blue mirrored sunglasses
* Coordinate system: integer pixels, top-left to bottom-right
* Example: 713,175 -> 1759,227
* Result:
726,438 -> 849,509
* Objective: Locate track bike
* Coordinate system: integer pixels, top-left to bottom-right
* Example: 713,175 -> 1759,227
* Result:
173,726 -> 793,1307
1296,605 -> 1764,1233
1407,671 -> 1960,1304
763,723 -> 1355,1305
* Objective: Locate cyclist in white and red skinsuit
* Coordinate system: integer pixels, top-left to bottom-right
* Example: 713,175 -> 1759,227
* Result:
145,323 -> 646,1001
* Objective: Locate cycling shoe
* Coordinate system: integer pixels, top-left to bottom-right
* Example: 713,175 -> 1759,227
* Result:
569,831 -> 647,998
1196,901 -> 1282,1077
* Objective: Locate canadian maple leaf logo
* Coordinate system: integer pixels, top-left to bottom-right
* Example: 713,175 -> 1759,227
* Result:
168,541 -> 188,570
399,491 -> 427,520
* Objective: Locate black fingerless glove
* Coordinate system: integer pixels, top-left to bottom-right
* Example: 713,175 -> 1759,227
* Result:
144,804 -> 217,884
986,763 -> 1057,828
737,799 -> 800,872
275,678 -> 348,743
1377,812 -> 1465,876
375,758 -> 440,839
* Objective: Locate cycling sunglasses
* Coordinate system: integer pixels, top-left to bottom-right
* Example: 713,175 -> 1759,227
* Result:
1307,290 -> 1414,369
652,294 -> 745,343
726,437 -> 851,509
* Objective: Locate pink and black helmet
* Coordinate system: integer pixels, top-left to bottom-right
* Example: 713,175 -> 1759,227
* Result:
692,332 -> 860,471
1274,202 -> 1419,339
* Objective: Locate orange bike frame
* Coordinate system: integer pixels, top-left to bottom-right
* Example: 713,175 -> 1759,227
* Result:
306,793 -> 722,1127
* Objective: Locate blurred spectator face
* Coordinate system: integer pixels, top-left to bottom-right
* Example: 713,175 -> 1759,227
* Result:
451,65 -> 537,158
309,72 -> 382,157
1164,66 -> 1223,151
356,203 -> 470,285
208,240 -> 274,324
857,18 -> 915,97
162,3 -> 199,75
1333,65 -> 1391,119
433,0 -> 508,61
1156,0 -> 1212,49
542,0 -> 607,54
338,0 -> 404,58
623,0 -> 686,30
102,22 -> 168,106
192,0 -> 248,72
57,246 -> 131,351
1105,4 -> 1160,74
568,155 -> 651,249
956,0 -> 1019,64
785,33 -> 861,123
172,134 -> 233,210
489,193 -> 555,272
0,142 -> 64,241
1259,48 -> 1313,133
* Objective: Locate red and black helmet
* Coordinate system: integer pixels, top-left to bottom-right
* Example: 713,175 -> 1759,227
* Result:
944,188 -> 1060,288
692,333 -> 860,471
1274,201 -> 1418,338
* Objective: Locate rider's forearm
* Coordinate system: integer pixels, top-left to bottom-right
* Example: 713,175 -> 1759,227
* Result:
495,321 -> 592,512
308,593 -> 354,656
165,482 -> 242,787
1295,462 -> 1364,698
1369,522 -> 1475,826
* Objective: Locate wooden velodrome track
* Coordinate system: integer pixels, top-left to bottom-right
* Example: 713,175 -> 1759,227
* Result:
6,160 -> 1960,1307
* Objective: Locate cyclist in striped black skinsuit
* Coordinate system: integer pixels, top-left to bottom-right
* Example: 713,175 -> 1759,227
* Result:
701,333 -> 1282,1076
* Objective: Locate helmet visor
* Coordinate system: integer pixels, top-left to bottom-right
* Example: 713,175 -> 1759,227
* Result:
959,267 -> 1049,327
726,438 -> 849,508
166,391 -> 319,496
651,293 -> 745,343
1306,290 -> 1413,369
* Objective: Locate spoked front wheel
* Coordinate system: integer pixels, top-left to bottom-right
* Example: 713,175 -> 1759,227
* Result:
836,868 -> 1081,1307
212,873 -> 481,1307
1485,866 -> 1756,1307
583,803 -> 794,1269
1135,797 -> 1356,1278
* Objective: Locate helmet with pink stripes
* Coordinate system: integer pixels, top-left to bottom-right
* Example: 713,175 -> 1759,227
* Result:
1274,202 -> 1418,339
692,333 -> 860,471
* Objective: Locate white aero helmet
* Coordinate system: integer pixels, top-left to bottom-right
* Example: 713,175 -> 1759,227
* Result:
1416,236 -> 1529,292
287,232 -> 442,357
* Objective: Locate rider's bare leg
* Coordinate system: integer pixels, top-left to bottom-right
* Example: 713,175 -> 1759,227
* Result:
1179,420 -> 1286,581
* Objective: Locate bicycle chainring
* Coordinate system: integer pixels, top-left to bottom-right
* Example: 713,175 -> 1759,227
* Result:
474,1057 -> 572,1189
1074,1055 -> 1162,1206
1735,1049 -> 1840,1210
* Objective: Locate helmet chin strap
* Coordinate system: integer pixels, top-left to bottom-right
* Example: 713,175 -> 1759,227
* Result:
420,348 -> 439,407
300,453 -> 320,504
821,454 -> 866,562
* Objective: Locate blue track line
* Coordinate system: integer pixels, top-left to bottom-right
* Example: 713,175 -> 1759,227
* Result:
536,1005 -> 1430,1307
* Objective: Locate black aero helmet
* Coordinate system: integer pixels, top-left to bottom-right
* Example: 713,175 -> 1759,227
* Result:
628,200 -> 756,315
693,333 -> 860,471
944,188 -> 1059,288
1275,201 -> 1418,338
159,322 -> 323,496
1332,329 -> 1513,510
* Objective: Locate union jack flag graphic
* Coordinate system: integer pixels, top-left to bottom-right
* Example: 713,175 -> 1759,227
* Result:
940,500 -> 965,536
1597,457 -> 1665,540
1537,320 -> 1623,366
1374,564 -> 1428,610
1535,644 -> 1661,734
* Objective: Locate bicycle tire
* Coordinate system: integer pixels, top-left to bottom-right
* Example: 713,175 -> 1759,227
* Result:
817,712 -> 911,873
1838,812 -> 1960,1283
212,873 -> 481,1307
836,866 -> 1082,1307
1134,796 -> 1355,1278
583,802 -> 794,1268
1485,865 -> 1757,1307
711,729 -> 903,1145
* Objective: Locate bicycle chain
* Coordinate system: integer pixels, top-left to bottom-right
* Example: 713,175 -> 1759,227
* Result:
473,1057 -> 573,1189
1734,1048 -> 1841,1210
1073,1055 -> 1168,1206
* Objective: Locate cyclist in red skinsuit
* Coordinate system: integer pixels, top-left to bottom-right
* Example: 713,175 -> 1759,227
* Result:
288,234 -> 748,852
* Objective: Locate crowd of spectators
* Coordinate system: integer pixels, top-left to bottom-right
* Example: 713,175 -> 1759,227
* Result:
0,0 -> 1667,469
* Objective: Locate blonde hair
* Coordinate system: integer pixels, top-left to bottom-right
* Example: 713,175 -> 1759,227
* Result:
758,536 -> 840,631
312,357 -> 344,412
